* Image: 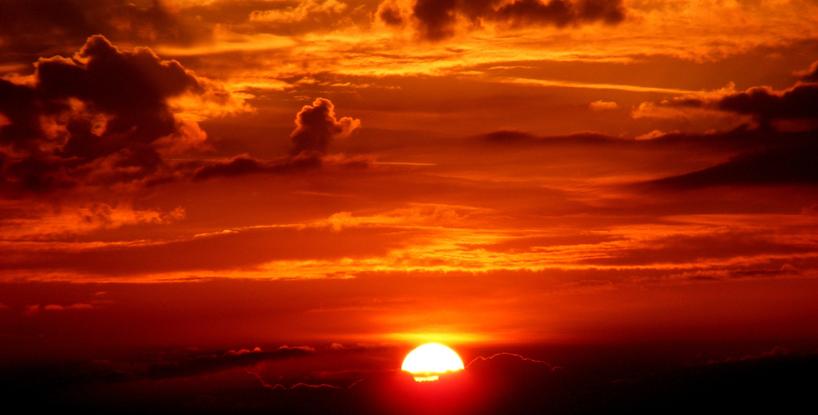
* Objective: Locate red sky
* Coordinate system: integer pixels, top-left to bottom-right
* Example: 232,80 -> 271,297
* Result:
2,0 -> 818,365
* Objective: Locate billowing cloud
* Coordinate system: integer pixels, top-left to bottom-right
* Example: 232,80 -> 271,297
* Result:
644,61 -> 818,129
714,84 -> 818,128
377,0 -> 406,26
401,0 -> 626,40
290,98 -> 361,156
191,97 -> 365,181
0,35 -> 241,194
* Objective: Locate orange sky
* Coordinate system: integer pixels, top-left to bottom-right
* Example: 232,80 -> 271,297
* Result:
2,0 -> 818,359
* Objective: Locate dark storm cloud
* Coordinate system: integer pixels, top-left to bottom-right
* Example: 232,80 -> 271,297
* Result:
0,35 -> 219,194
290,98 -> 361,156
407,0 -> 626,40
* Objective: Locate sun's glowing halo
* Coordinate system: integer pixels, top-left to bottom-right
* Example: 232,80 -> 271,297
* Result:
401,343 -> 465,382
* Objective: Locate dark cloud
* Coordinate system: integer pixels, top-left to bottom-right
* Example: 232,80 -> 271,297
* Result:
192,155 -> 322,181
0,35 -> 231,195
290,98 -> 361,156
2,344 -> 817,414
657,61 -> 818,129
795,59 -> 818,82
640,60 -> 818,188
143,345 -> 314,380
191,97 -> 368,181
0,0 -> 209,64
0,39 -> 367,192
377,0 -> 406,26
649,138 -> 818,188
716,84 -> 818,127
408,0 -> 626,40
480,129 -> 622,146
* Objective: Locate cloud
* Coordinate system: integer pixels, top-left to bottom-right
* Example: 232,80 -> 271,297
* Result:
0,203 -> 185,241
589,99 -> 618,111
0,0 -> 210,62
144,345 -> 314,380
192,155 -> 322,181
250,0 -> 348,23
290,98 -> 361,156
0,35 -> 242,194
642,62 -> 818,129
0,222 -> 419,276
377,0 -> 406,26
714,84 -> 818,128
648,137 -> 818,188
404,0 -> 626,40
795,60 -> 818,82
637,60 -> 818,188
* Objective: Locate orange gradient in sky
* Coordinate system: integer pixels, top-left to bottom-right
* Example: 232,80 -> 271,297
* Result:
1,0 -> 818,363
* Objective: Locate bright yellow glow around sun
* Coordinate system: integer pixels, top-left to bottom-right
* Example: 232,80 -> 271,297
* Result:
401,342 -> 465,382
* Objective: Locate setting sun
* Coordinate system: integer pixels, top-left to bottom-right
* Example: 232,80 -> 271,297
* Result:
401,343 -> 465,382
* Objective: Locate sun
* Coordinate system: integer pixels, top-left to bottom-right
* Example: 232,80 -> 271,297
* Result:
401,342 -> 465,382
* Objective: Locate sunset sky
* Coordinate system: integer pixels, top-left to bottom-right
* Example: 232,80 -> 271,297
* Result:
2,1 -> 818,412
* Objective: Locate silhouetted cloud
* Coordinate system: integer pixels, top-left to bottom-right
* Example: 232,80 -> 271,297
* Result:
143,345 -> 314,380
192,155 -> 322,181
0,35 -> 236,194
290,98 -> 361,156
377,0 -> 406,26
715,84 -> 818,127
647,61 -> 818,129
3,342 -> 817,414
0,0 -> 209,63
406,0 -> 626,40
636,60 -> 818,188
649,138 -> 818,188
795,60 -> 818,82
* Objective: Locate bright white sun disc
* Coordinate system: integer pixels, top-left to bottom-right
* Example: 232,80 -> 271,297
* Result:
401,342 -> 465,382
